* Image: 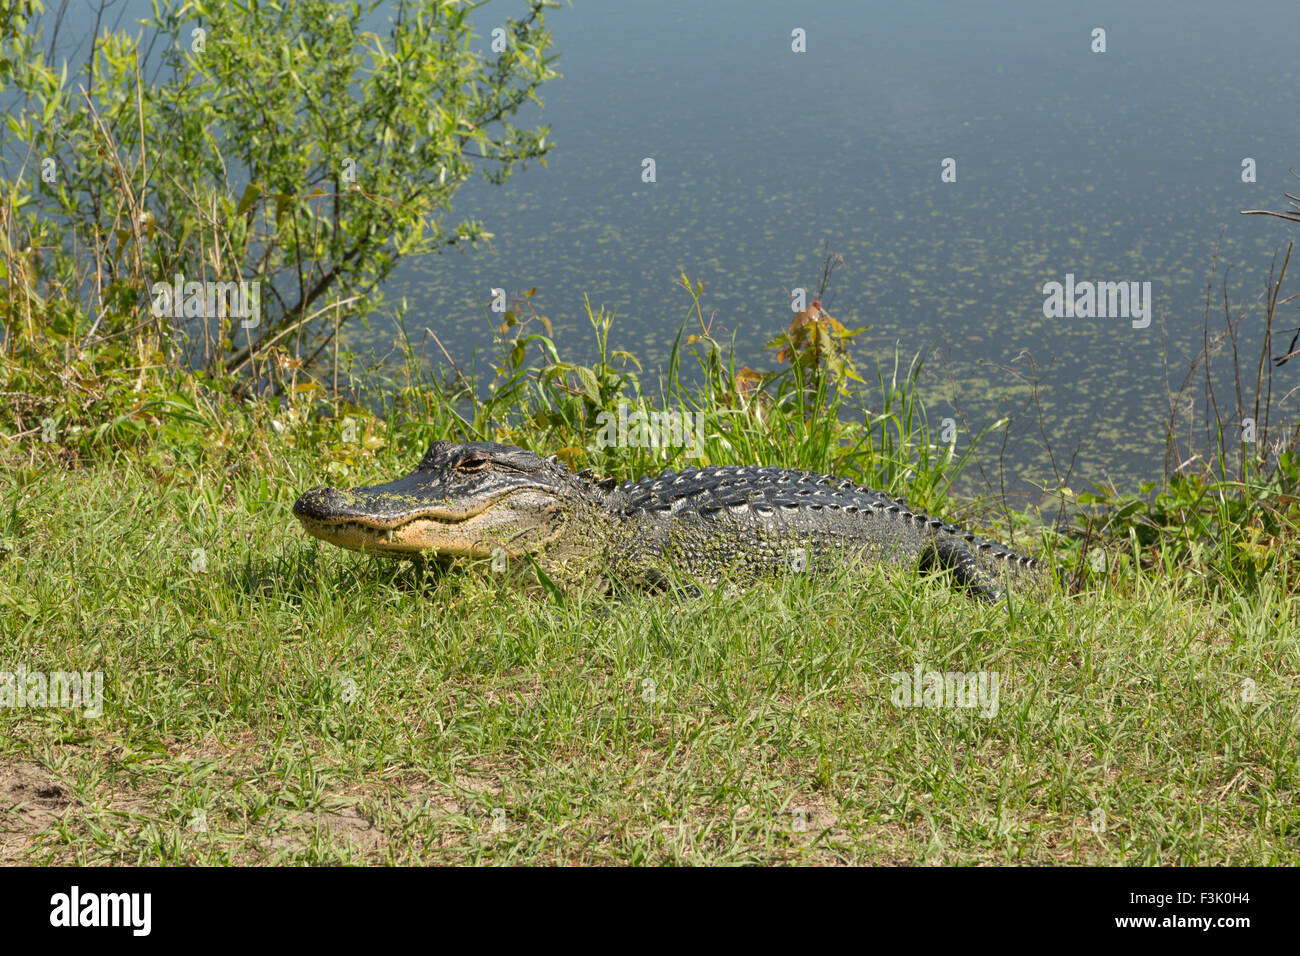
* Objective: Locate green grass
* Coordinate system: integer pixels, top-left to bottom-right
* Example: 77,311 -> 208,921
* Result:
2,442 -> 1296,865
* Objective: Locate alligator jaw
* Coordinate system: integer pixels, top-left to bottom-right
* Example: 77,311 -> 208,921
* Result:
294,514 -> 495,556
294,487 -> 557,557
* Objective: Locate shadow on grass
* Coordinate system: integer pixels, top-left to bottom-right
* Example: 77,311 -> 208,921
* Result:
222,546 -> 453,606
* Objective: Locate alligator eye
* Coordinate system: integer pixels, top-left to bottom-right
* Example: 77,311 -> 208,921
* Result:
458,458 -> 489,472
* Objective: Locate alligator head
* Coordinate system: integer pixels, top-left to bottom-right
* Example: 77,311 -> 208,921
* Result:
293,440 -> 612,566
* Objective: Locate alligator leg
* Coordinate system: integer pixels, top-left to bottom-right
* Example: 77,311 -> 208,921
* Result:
917,537 -> 1004,602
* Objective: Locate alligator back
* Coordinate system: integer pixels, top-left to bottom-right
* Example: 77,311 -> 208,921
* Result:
610,464 -> 1045,601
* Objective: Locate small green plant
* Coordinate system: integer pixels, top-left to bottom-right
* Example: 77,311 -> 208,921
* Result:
1,0 -> 559,447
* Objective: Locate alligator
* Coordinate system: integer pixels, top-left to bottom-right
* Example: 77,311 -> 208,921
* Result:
293,440 -> 1049,601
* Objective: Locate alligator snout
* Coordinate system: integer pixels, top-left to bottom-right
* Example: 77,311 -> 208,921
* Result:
293,486 -> 348,522
293,484 -> 433,528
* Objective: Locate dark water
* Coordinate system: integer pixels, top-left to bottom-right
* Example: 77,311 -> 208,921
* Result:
12,0 -> 1300,495
379,0 -> 1300,495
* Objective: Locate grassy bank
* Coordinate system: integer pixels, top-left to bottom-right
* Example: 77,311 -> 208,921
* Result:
3,284 -> 1299,866
1,415 -> 1296,864
3,0 -> 1297,867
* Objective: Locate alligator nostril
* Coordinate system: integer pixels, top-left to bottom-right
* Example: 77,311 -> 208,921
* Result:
293,486 -> 345,520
